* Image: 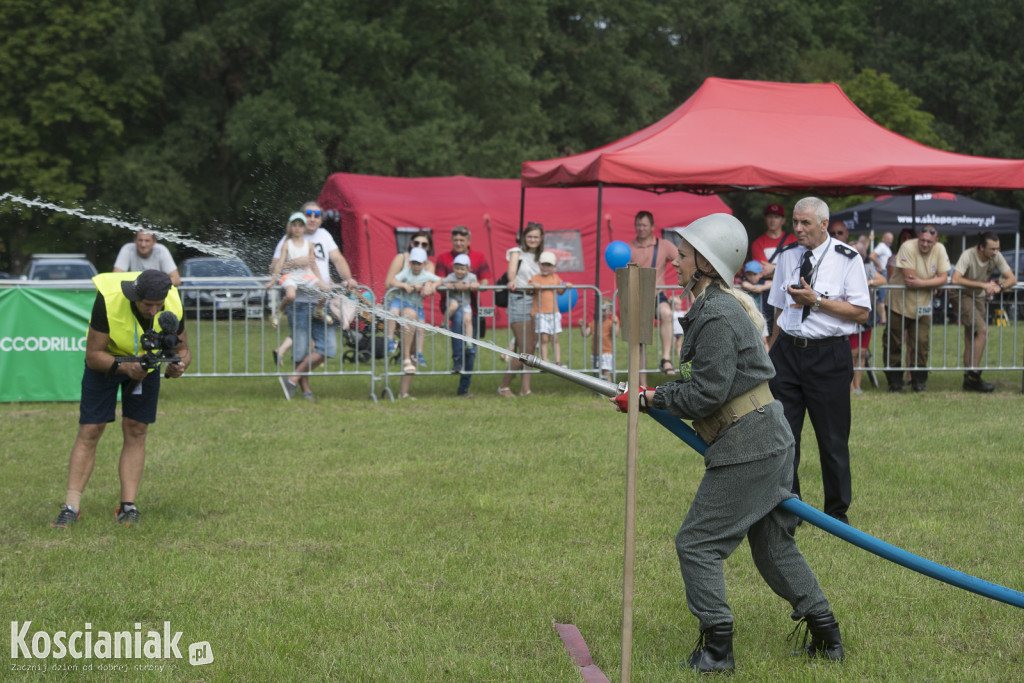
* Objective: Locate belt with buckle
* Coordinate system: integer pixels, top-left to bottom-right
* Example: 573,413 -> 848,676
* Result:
781,333 -> 846,348
693,382 -> 774,445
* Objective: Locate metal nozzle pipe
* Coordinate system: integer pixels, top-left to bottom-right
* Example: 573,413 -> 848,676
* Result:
518,354 -> 625,397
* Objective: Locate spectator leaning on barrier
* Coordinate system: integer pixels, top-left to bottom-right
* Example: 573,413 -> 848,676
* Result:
872,232 -> 894,325
951,232 -> 1017,392
113,229 -> 181,286
435,225 -> 492,397
274,201 -> 358,402
883,224 -> 950,393
51,270 -> 191,529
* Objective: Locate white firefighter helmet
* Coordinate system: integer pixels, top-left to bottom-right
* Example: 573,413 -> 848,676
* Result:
672,213 -> 749,282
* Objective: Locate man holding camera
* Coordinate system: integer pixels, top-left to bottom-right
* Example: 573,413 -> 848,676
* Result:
51,270 -> 191,529
767,197 -> 871,525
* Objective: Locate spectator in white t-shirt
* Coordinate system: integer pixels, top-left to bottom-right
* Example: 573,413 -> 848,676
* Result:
871,232 -> 894,325
273,201 -> 358,401
113,230 -> 181,286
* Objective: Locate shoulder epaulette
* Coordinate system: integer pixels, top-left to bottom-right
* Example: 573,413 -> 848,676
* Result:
834,243 -> 858,259
777,241 -> 800,254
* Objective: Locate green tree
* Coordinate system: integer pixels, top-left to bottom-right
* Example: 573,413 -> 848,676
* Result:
0,0 -> 157,269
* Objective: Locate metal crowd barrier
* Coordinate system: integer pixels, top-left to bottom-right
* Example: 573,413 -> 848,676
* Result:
175,280 -> 1024,397
178,280 -> 608,401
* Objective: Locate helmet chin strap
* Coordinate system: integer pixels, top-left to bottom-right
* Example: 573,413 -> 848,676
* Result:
682,266 -> 713,297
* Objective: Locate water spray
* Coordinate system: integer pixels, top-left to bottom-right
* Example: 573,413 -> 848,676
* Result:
1,193 -> 239,259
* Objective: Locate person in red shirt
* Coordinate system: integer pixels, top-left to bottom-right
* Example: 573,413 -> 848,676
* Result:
750,204 -> 797,280
435,225 -> 492,396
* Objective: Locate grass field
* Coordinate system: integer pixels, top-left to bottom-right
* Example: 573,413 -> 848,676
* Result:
3,366 -> 1023,681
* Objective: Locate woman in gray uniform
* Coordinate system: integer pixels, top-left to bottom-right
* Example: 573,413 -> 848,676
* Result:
621,214 -> 844,673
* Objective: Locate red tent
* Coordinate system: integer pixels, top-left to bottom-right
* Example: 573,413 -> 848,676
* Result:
318,173 -> 729,301
521,78 -> 1024,195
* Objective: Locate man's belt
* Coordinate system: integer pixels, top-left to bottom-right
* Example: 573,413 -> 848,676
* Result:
692,382 -> 774,445
780,332 -> 847,348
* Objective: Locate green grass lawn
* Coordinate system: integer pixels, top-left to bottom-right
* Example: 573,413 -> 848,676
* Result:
3,369 -> 1023,681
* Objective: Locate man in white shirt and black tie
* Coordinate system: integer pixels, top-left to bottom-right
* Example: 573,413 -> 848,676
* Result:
766,197 -> 871,525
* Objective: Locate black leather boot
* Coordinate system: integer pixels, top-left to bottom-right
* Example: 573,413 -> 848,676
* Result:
884,370 -> 904,393
685,623 -> 735,673
963,371 -> 995,393
789,611 -> 844,662
910,370 -> 928,392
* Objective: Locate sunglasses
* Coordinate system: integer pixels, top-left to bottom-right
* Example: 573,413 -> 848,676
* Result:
920,227 -> 937,235
451,230 -> 469,237
411,239 -> 430,247
304,209 -> 322,218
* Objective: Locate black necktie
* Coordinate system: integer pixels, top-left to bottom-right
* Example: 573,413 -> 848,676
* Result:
800,250 -> 813,321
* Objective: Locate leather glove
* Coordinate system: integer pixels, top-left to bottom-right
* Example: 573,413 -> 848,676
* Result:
613,385 -> 649,413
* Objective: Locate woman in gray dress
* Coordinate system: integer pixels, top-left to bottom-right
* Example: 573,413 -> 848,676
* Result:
625,214 -> 844,673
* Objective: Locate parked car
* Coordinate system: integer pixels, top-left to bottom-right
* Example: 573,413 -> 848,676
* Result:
179,257 -> 265,319
22,254 -> 98,281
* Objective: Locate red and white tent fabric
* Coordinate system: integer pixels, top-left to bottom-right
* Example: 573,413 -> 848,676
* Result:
521,78 -> 1024,195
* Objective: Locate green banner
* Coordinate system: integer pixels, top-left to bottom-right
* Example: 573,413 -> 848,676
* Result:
0,286 -> 95,402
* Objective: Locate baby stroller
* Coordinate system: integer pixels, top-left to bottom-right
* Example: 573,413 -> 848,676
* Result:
343,312 -> 389,364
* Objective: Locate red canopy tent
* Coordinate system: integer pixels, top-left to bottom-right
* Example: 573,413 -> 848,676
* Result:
318,173 -> 729,302
521,77 -> 1024,195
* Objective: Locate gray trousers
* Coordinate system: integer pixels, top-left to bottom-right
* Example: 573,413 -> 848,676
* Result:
676,451 -> 831,631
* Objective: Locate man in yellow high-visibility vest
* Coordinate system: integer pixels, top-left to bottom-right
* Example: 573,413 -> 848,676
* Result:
51,270 -> 191,529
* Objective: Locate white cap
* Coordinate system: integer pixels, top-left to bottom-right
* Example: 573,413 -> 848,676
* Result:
538,251 -> 557,265
409,247 -> 428,263
453,253 -> 470,267
288,212 -> 307,226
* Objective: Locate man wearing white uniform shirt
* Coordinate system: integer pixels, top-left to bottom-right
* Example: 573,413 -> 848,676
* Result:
767,197 -> 871,525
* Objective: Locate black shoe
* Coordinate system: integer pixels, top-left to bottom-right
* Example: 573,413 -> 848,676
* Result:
884,370 -> 904,393
51,505 -> 80,529
684,623 -> 735,673
789,611 -> 844,662
115,506 -> 140,526
963,372 -> 994,393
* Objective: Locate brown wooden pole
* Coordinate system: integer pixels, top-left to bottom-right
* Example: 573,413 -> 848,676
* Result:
620,263 -> 642,682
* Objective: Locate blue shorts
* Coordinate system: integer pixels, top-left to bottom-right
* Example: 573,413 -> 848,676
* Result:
291,301 -> 338,364
388,297 -> 425,320
79,364 -> 161,425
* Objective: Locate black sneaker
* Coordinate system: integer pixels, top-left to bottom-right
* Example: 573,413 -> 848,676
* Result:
115,506 -> 140,526
963,373 -> 995,393
51,505 -> 80,529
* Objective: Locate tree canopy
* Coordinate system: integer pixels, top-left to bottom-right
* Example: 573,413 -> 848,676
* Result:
3,0 -> 1024,272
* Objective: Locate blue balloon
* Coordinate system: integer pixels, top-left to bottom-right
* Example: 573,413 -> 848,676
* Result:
604,240 -> 632,270
557,287 -> 579,313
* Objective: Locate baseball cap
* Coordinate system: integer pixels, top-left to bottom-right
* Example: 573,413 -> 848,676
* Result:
764,204 -> 785,217
744,260 -> 763,274
538,251 -> 557,265
288,212 -> 307,225
409,247 -> 428,263
121,269 -> 173,302
453,254 -> 470,267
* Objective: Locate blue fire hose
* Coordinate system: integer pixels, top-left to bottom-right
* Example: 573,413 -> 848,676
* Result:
646,406 -> 1024,609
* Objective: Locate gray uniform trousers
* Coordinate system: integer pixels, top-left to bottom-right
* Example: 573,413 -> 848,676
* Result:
676,417 -> 832,631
